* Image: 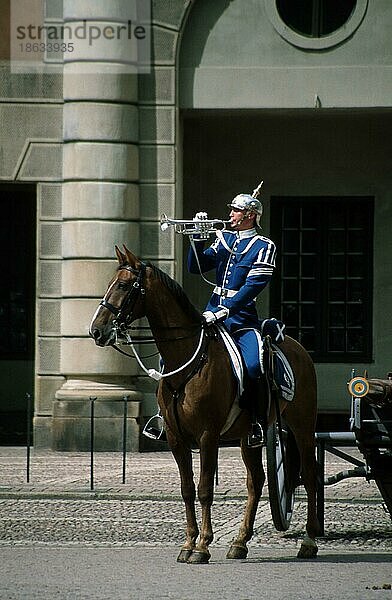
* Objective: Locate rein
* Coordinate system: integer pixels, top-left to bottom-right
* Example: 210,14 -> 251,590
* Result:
116,324 -> 202,344
120,327 -> 205,382
98,260 -> 206,383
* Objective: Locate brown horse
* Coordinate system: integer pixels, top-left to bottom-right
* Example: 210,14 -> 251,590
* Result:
90,246 -> 320,563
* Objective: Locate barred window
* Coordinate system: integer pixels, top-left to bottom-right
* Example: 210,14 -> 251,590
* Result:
270,197 -> 373,362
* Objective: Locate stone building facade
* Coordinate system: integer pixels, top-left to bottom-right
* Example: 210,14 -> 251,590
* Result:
0,0 -> 391,449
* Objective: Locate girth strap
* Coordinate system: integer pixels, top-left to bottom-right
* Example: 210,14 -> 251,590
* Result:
163,337 -> 210,447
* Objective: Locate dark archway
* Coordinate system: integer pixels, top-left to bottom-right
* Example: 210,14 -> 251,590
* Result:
0,183 -> 36,444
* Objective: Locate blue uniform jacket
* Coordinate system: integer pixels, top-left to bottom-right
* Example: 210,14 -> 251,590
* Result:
187,228 -> 276,333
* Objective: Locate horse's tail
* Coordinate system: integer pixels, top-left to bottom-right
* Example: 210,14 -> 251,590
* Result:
286,426 -> 302,492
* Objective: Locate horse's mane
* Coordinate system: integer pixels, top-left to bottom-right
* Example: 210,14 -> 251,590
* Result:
145,261 -> 202,323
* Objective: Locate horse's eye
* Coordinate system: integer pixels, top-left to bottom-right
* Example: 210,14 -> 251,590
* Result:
117,281 -> 129,290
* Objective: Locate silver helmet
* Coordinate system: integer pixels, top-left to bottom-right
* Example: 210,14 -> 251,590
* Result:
227,194 -> 263,217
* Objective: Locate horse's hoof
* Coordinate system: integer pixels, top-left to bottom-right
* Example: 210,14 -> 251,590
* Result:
186,550 -> 210,564
226,544 -> 248,560
297,543 -> 318,559
177,549 -> 193,563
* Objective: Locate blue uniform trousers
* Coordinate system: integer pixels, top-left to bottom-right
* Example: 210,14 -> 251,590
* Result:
232,328 -> 264,380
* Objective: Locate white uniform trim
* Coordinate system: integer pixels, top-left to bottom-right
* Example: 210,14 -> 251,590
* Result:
256,238 -> 276,266
255,329 -> 265,375
248,266 -> 274,277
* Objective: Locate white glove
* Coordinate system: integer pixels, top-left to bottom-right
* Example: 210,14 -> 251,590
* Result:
202,307 -> 229,324
194,211 -> 208,221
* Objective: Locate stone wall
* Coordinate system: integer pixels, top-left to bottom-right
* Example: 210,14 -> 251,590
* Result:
48,0 -> 194,450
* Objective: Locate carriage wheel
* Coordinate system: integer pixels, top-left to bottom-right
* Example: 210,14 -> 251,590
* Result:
369,451 -> 392,519
375,477 -> 392,518
266,420 -> 295,532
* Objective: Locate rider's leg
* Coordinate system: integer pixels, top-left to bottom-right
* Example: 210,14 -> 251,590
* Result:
233,329 -> 267,446
245,378 -> 268,447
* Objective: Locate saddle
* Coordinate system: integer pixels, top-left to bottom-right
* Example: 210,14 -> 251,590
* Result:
216,322 -> 294,402
216,321 -> 295,435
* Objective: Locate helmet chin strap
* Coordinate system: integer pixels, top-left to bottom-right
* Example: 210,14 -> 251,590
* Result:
232,210 -> 253,229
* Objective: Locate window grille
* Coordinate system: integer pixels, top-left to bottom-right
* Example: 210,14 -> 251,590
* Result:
270,196 -> 373,362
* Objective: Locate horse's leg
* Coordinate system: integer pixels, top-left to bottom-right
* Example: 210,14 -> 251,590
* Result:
169,438 -> 199,563
187,433 -> 219,564
288,424 -> 320,559
227,441 -> 265,559
282,344 -> 319,559
297,432 -> 320,558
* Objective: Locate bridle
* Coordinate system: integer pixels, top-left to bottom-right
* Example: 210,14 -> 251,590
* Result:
99,263 -> 146,335
94,261 -> 207,382
99,262 -> 200,344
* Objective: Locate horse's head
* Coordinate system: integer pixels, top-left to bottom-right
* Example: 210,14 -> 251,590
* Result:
90,245 -> 146,347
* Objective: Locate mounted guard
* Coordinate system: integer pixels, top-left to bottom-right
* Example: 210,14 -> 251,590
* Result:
185,181 -> 287,446
89,179 -> 320,562
89,237 -> 320,562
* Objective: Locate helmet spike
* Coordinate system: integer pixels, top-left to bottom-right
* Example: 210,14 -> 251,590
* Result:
227,180 -> 264,222
252,180 -> 263,198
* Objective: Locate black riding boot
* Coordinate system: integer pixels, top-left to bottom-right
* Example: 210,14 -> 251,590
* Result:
242,378 -> 267,448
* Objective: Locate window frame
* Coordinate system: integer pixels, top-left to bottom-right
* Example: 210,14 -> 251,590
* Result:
270,196 -> 374,363
264,0 -> 369,51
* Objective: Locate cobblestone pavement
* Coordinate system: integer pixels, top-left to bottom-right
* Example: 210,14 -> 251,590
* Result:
0,446 -> 391,555
0,446 -> 391,600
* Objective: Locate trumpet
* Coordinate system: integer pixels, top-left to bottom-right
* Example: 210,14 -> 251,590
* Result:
160,214 -> 230,240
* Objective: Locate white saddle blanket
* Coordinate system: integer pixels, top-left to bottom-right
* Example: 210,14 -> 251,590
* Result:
217,325 -> 243,435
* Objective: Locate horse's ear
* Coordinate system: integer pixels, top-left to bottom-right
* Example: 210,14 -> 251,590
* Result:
115,245 -> 126,265
122,244 -> 141,269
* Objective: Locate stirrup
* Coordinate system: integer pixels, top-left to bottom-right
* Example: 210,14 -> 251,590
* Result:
247,422 -> 264,448
142,413 -> 167,441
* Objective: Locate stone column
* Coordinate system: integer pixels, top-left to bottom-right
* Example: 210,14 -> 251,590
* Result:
52,1 -> 142,450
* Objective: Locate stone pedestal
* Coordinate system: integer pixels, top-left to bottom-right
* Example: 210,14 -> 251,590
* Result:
53,380 -> 142,452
